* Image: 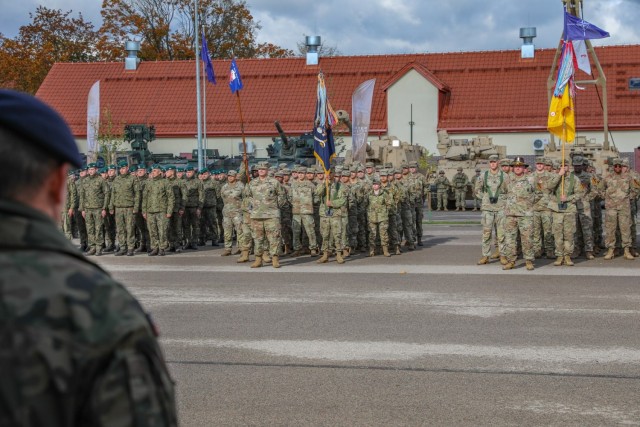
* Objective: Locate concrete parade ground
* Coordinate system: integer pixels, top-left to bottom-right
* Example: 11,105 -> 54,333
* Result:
94,211 -> 640,426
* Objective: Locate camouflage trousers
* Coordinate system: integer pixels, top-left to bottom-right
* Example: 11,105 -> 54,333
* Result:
104,211 -> 116,247
348,211 -> 359,249
369,220 -> 389,248
134,212 -> 149,249
552,211 -> 577,257
240,211 -> 253,251
504,215 -> 534,262
200,207 -> 218,243
320,215 -> 343,252
481,210 -> 506,257
341,214 -> 350,249
223,209 -> 244,250
61,210 -> 73,240
84,209 -> 105,251
167,212 -> 183,249
293,214 -> 317,251
281,208 -> 293,249
592,199 -> 604,248
251,217 -> 281,257
216,206 -> 224,243
436,191 -> 448,209
75,209 -> 88,247
575,208 -> 594,253
387,210 -> 400,247
631,198 -> 638,249
605,205 -> 632,249
472,197 -> 482,210
183,207 -> 200,246
357,207 -> 368,249
532,210 -> 554,256
147,212 -> 169,250
399,204 -> 414,244
314,206 -> 322,248
114,207 -> 136,251
415,203 -> 424,243
455,189 -> 466,208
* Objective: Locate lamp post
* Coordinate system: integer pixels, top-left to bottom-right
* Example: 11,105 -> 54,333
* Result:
194,0 -> 204,170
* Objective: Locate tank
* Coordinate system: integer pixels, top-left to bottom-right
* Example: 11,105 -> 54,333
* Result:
435,130 -> 507,201
265,121 -> 319,168
543,135 -> 619,174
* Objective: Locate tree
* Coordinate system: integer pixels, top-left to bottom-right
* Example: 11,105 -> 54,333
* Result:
0,7 -> 98,94
296,34 -> 341,57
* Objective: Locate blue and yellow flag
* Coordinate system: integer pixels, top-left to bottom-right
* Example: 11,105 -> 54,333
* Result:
313,73 -> 337,172
548,41 -> 576,143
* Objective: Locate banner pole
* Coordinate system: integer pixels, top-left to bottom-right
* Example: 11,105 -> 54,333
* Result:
235,91 -> 249,183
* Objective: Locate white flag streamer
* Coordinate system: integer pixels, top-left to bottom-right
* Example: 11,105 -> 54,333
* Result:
86,80 -> 100,159
573,40 -> 591,75
351,79 -> 375,163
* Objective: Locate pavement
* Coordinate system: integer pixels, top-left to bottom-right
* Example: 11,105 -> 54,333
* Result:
93,211 -> 640,426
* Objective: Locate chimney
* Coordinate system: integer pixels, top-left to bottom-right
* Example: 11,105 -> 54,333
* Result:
125,40 -> 141,70
520,27 -> 537,59
305,36 -> 321,66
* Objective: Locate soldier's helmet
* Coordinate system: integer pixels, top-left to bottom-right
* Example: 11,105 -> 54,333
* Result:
438,170 -> 445,174
572,156 -> 584,166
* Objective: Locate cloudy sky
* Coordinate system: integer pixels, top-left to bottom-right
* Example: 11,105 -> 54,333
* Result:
2,0 -> 639,54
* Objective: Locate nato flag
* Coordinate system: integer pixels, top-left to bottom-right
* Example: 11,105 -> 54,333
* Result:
229,58 -> 243,93
201,32 -> 216,84
564,11 -> 609,41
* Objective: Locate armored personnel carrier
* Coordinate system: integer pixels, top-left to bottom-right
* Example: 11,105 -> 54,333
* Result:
543,136 -> 619,174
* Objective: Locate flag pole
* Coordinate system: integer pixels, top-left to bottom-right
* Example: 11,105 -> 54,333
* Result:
235,91 -> 249,182
561,120 -> 566,197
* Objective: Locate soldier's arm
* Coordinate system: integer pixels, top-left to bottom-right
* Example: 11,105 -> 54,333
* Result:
102,181 -> 110,210
166,182 -> 175,215
197,181 -> 204,210
109,181 -> 116,211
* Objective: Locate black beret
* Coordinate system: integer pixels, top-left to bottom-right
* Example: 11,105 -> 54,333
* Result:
0,90 -> 82,168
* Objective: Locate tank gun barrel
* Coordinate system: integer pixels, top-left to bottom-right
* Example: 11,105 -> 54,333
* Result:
274,121 -> 289,146
336,110 -> 353,133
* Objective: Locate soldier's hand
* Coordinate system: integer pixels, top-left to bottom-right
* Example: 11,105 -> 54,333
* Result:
82,211 -> 86,219
110,210 -> 115,215
101,209 -> 107,218
560,194 -> 567,202
68,209 -> 74,217
142,213 -> 147,219
326,200 -> 333,207
166,213 -> 172,218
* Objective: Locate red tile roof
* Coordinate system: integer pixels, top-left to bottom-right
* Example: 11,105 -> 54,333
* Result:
36,45 -> 640,138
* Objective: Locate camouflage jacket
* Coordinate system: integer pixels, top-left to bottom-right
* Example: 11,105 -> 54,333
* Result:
109,173 -> 138,209
143,176 -> 175,215
202,179 -> 218,208
291,180 -> 316,215
79,174 -> 110,210
182,177 -> 204,209
434,176 -> 450,192
220,181 -> 245,215
367,188 -> 393,222
65,177 -> 78,210
0,200 -> 177,427
166,176 -> 184,213
504,174 -> 535,217
134,176 -> 147,213
315,181 -> 347,218
246,176 -> 284,219
599,172 -> 640,209
474,169 -> 510,212
532,171 -> 558,212
452,172 -> 469,189
546,172 -> 586,213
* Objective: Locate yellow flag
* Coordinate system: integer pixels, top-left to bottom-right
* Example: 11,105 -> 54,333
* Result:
547,85 -> 575,143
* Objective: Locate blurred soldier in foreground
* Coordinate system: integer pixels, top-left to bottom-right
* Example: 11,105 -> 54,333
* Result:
0,90 -> 177,426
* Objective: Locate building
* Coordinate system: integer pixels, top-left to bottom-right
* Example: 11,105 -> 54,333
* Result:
36,45 -> 640,160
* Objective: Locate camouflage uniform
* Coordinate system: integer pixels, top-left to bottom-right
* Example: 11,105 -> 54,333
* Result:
74,174 -> 89,249
599,167 -> 640,250
469,171 -> 482,210
134,174 -> 150,251
166,175 -> 184,251
143,174 -> 175,252
62,174 -> 78,240
574,169 -> 596,256
246,175 -> 284,257
109,172 -> 138,253
452,170 -> 469,210
220,178 -> 246,251
434,173 -> 450,210
532,170 -> 556,258
0,199 -> 177,426
475,169 -> 509,258
315,180 -> 347,253
214,177 -> 225,243
394,176 -> 415,248
201,178 -> 219,245
410,169 -> 429,245
182,175 -> 204,248
503,173 -> 535,264
103,175 -> 117,250
279,178 -> 294,253
80,173 -> 110,253
367,186 -> 392,251
381,178 -> 400,250
548,172 -> 584,257
291,178 -> 318,252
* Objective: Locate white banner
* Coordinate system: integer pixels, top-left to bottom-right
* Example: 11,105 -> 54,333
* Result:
86,80 -> 100,159
351,79 -> 375,163
573,40 -> 591,75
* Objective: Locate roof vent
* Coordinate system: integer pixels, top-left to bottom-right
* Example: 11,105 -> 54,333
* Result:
519,27 -> 536,59
125,40 -> 141,70
305,36 -> 321,66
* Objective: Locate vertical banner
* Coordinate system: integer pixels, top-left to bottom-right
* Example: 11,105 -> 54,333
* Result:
86,80 -> 100,160
351,79 -> 375,163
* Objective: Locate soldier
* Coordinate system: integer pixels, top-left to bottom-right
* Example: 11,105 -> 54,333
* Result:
622,159 -> 640,257
394,169 -> 415,251
531,157 -> 555,259
134,166 -> 150,253
356,166 -> 370,251
75,166 -> 89,251
245,161 -> 285,268
215,170 -> 226,243
315,170 -> 347,264
409,161 -> 428,245
182,166 -> 204,250
142,164 -> 175,256
573,157 -> 596,260
476,155 -> 510,265
291,167 -> 319,257
165,165 -> 184,253
452,167 -> 469,211
220,170 -> 246,257
548,157 -> 583,266
0,89 -> 177,426
279,169 -> 294,255
434,170 -> 450,211
502,157 -> 536,271
200,169 -> 219,246
470,168 -> 482,211
367,178 -> 393,257
79,162 -> 110,256
109,161 -> 138,256
62,169 -> 78,240
380,170 -> 401,254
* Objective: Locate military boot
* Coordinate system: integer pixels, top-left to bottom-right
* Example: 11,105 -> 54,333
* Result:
585,251 -> 595,260
499,256 -> 508,265
477,256 -> 489,265
149,248 -> 158,256
382,246 -> 391,257
502,261 -> 515,270
95,249 -> 103,256
159,249 -> 166,256
221,248 -> 232,256
604,248 -> 615,260
283,245 -> 291,256
135,245 -> 147,253
343,248 -> 350,258
368,247 -> 375,257
317,251 -> 329,263
84,247 -> 96,256
232,248 -> 241,255
633,249 -> 640,257
250,256 -> 263,268
336,252 -> 345,264
310,249 -> 318,257
263,253 -> 272,264
290,249 -> 301,257
237,250 -> 250,263
126,249 -> 134,256
546,251 -> 556,260
417,239 -> 423,246
624,248 -> 635,260
553,256 -> 563,266
564,256 -> 574,266
114,248 -> 127,256
395,245 -> 401,255
525,260 -> 535,271
271,255 -> 280,268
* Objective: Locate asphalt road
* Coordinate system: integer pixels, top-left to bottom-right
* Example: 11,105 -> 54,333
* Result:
94,211 -> 640,426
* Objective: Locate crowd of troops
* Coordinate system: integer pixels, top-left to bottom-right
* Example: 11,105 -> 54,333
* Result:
475,154 -> 640,270
61,159 -> 431,268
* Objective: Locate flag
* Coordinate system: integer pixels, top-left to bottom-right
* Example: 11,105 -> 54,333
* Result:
573,40 -> 591,75
87,80 -> 100,157
313,124 -> 336,172
351,79 -> 376,163
200,31 -> 216,84
548,85 -> 575,143
564,11 -> 610,41
229,58 -> 243,93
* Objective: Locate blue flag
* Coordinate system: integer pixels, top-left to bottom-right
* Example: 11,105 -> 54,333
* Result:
564,11 -> 610,41
200,32 -> 216,84
313,125 -> 336,172
229,58 -> 243,93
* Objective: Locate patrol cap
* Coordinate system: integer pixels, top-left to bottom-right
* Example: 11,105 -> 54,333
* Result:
622,158 -> 629,166
282,169 -> 290,176
257,161 -> 269,169
408,161 -> 418,168
228,170 -> 237,176
356,166 -> 364,172
365,162 -> 374,168
274,171 -> 283,177
499,158 -> 512,166
488,154 -> 499,162
535,156 -> 545,164
341,170 -> 350,177
379,169 -> 389,176
372,178 -> 381,184
544,158 -> 553,167
394,169 -> 402,175
350,166 -> 357,173
278,163 -> 287,170
612,158 -> 623,166
402,164 -> 409,169
0,89 -> 82,167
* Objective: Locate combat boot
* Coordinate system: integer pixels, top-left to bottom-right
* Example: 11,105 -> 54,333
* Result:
250,256 -> 263,268
563,256 -> 574,266
343,248 -> 350,258
633,249 -> 640,257
477,256 -> 489,265
382,246 -> 391,257
336,252 -> 345,264
126,249 -> 134,256
525,260 -> 535,271
395,245 -> 401,255
624,248 -> 635,260
462,207 -> 466,211
271,255 -> 280,268
237,250 -> 250,263
114,248 -> 127,256
604,248 -> 615,260
317,251 -> 329,263
310,249 -> 318,257
135,245 -> 147,253
490,249 -> 500,259
585,251 -> 595,260
232,248 -> 241,255
417,239 -> 423,246
283,244 -> 291,256
499,256 -> 508,265
553,256 -> 563,266
546,251 -> 555,260
95,249 -> 103,257
149,248 -> 158,256
159,249 -> 165,256
84,247 -> 96,256
502,261 -> 515,270
221,248 -> 232,256
263,253 -> 272,264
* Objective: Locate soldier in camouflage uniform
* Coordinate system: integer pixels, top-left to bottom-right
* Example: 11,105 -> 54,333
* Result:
109,162 -> 138,256
380,170 -> 401,254
74,167 -> 89,251
200,169 -> 219,246
215,171 -> 226,243
134,166 -> 150,253
220,170 -> 245,257
62,169 -> 78,240
573,157 -> 596,259
182,166 -> 204,250
142,165 -> 175,256
103,164 -> 117,252
315,170 -> 347,264
394,169 -> 416,251
0,89 -> 177,426
245,161 -> 285,268
452,167 -> 469,211
622,159 -> 640,257
470,168 -> 482,211
367,178 -> 393,257
164,165 -> 184,253
409,161 -> 428,245
80,163 -> 110,256
290,167 -> 319,257
278,170 -> 294,255
531,157 -> 555,259
434,170 -> 450,210
356,166 -> 370,251
338,170 -> 354,257
476,155 -> 509,265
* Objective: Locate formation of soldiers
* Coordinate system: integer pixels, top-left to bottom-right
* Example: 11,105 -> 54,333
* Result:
475,154 -> 640,270
62,159 -> 431,267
